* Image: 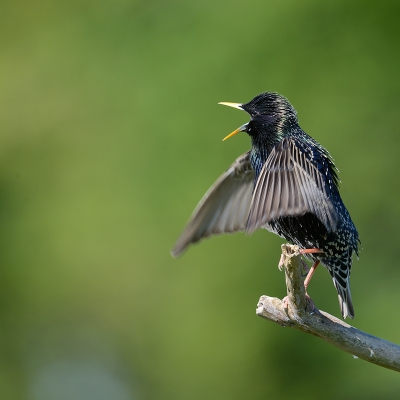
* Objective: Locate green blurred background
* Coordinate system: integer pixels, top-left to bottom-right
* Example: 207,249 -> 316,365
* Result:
1,0 -> 400,398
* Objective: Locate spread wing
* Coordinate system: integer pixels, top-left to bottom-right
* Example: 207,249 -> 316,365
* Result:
171,152 -> 254,257
246,137 -> 338,234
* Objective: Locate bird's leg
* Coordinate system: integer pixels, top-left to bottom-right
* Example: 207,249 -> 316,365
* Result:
303,260 -> 320,290
280,248 -> 322,271
303,259 -> 320,313
298,248 -> 323,288
299,249 -> 323,314
299,248 -> 323,255
282,248 -> 323,313
282,260 -> 320,312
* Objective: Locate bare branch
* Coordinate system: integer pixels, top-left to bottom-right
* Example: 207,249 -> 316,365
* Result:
256,244 -> 400,372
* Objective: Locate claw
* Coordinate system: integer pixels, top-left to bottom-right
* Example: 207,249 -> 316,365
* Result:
282,295 -> 289,309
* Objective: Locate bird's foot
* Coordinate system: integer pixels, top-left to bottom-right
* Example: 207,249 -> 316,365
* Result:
282,294 -> 317,312
280,247 -> 321,315
282,295 -> 289,310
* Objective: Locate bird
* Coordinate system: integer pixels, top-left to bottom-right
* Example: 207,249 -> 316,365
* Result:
171,92 -> 360,319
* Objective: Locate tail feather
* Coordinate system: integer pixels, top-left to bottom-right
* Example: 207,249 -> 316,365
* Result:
333,276 -> 354,319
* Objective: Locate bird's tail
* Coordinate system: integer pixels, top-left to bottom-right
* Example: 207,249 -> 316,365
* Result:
332,275 -> 354,319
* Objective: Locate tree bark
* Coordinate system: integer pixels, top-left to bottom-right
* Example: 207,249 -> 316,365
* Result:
256,244 -> 400,372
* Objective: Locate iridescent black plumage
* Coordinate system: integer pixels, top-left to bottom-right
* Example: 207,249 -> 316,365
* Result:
171,92 -> 360,319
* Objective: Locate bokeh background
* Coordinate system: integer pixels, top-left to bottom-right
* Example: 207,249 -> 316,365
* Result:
1,0 -> 400,399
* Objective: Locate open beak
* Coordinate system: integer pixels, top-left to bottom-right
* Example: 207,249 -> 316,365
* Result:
221,124 -> 247,141
218,102 -> 247,141
218,102 -> 244,110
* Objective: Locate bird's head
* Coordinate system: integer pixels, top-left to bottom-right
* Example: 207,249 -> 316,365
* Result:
219,92 -> 298,144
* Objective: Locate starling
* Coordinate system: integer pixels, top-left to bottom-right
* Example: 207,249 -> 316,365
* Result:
171,92 -> 360,319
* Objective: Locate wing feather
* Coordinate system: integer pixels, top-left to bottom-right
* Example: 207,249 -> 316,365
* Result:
171,152 -> 254,257
246,137 -> 338,234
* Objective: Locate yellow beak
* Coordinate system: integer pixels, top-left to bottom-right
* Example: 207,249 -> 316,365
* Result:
222,124 -> 247,141
218,102 -> 247,141
218,102 -> 243,110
